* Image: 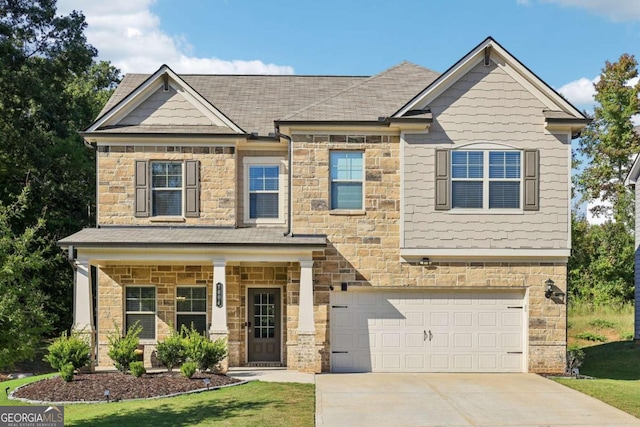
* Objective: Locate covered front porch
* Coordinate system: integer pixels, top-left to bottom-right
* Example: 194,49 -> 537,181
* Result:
58,227 -> 326,373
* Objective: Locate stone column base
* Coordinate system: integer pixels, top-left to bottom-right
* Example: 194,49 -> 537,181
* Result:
296,332 -> 320,373
73,327 -> 96,372
209,331 -> 230,373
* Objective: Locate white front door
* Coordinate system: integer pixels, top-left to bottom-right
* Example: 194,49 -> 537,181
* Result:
330,290 -> 525,373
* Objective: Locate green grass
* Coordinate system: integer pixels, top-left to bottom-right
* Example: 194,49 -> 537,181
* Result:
0,376 -> 315,426
568,302 -> 634,346
557,305 -> 640,418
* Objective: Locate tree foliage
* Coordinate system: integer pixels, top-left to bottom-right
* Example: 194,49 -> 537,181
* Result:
574,54 -> 640,227
0,0 -> 120,347
0,188 -> 51,369
568,214 -> 634,306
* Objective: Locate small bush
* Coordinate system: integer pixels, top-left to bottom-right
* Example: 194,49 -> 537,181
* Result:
60,363 -> 75,382
180,361 -> 197,379
622,332 -> 634,340
566,345 -> 585,375
588,319 -> 616,329
575,331 -> 607,342
44,331 -> 92,372
130,361 -> 146,378
107,322 -> 143,373
156,329 -> 186,372
183,326 -> 227,372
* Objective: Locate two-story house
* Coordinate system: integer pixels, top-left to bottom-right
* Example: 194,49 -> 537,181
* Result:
59,37 -> 588,374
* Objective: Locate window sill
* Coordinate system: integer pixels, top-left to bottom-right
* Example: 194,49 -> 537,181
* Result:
139,339 -> 157,345
329,210 -> 366,216
449,209 -> 524,215
149,216 -> 186,223
243,219 -> 286,225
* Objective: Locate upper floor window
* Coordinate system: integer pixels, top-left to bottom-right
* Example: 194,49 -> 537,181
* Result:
152,162 -> 182,216
125,286 -> 156,340
243,157 -> 284,224
330,151 -> 363,210
134,160 -> 200,218
451,150 -> 521,209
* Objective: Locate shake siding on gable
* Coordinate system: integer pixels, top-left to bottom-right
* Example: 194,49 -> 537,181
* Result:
403,61 -> 570,250
119,86 -> 214,126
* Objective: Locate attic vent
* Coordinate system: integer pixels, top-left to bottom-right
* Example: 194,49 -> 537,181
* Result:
163,74 -> 169,91
484,46 -> 491,66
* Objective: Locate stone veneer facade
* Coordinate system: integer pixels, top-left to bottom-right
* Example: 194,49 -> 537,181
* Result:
93,134 -> 567,374
289,133 -> 567,374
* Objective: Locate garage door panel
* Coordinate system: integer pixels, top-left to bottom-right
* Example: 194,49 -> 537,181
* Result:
331,290 -> 525,373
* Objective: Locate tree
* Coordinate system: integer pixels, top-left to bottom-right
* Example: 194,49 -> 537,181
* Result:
0,188 -> 51,370
0,0 -> 120,341
574,54 -> 640,228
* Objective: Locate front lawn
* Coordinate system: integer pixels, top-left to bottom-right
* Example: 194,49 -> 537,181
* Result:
1,375 -> 314,427
556,306 -> 640,419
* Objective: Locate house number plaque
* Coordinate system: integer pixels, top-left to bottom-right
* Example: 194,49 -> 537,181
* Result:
216,282 -> 223,308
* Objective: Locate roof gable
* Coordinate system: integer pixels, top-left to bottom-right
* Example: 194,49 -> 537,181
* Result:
393,37 -> 586,120
86,65 -> 244,134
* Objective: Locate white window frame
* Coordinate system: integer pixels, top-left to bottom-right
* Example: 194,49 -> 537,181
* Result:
124,285 -> 157,343
243,157 -> 285,224
451,149 -> 523,212
329,150 -> 365,211
150,161 -> 184,217
175,285 -> 208,335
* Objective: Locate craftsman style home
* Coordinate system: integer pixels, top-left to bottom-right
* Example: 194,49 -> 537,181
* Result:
59,37 -> 588,373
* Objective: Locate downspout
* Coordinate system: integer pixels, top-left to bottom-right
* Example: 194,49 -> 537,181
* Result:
276,129 -> 293,237
83,138 -> 98,228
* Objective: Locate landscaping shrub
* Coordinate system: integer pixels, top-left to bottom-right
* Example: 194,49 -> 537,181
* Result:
60,363 -> 75,382
107,322 -> 142,373
130,361 -> 146,378
183,326 -> 228,372
566,345 -> 585,375
44,331 -> 92,372
156,329 -> 186,372
180,361 -> 197,379
575,332 -> 607,342
588,319 -> 616,329
622,332 -> 634,340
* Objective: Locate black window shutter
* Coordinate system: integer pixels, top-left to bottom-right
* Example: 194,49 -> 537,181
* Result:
185,160 -> 200,217
435,149 -> 450,210
523,150 -> 539,211
134,160 -> 150,217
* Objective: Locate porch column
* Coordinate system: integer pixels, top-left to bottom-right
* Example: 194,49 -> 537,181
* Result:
209,259 -> 229,371
298,260 -> 315,334
296,260 -> 319,372
209,259 -> 228,337
73,259 -> 95,370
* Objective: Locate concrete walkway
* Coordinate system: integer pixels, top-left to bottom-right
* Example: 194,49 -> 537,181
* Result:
316,373 -> 639,426
227,367 -> 315,384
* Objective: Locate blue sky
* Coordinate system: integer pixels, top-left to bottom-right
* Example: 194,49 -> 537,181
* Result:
58,0 -> 640,113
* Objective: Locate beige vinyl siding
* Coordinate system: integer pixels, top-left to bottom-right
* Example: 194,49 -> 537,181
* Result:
403,60 -> 569,250
118,86 -> 217,127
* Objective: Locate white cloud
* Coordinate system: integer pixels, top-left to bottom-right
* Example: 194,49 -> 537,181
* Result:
540,0 -> 640,22
557,76 -> 599,106
56,0 -> 294,75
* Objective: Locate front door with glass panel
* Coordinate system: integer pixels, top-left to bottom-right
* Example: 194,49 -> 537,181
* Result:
247,288 -> 281,362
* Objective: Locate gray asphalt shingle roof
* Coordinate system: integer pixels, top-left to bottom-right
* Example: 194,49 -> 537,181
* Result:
58,227 -> 326,247
97,62 -> 440,135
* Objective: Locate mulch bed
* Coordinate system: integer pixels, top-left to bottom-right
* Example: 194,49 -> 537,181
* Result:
12,371 -> 242,403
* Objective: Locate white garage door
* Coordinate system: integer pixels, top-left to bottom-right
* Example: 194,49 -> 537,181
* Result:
330,290 -> 525,373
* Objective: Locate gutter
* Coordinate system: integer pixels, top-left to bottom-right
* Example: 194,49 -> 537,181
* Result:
275,128 -> 294,237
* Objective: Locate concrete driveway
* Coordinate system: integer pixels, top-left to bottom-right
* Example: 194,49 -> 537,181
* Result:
316,373 -> 639,426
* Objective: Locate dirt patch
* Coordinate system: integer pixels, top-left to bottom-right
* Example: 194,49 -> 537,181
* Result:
12,371 -> 242,402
